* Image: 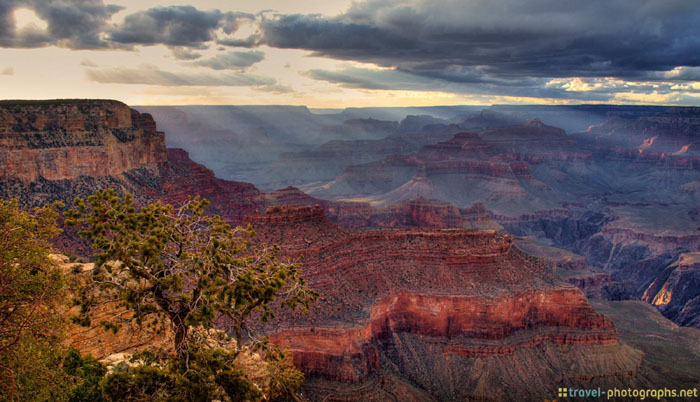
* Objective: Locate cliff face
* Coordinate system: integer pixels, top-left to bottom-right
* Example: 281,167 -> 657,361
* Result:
642,253 -> 700,327
0,100 -> 167,183
251,206 -> 637,400
0,100 -> 265,226
160,148 -> 264,223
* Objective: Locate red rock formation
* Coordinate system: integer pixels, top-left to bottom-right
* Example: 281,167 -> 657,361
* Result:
267,186 -> 475,229
250,206 -> 627,393
0,100 -> 167,182
160,148 -> 264,224
0,100 -> 265,226
271,289 -> 616,381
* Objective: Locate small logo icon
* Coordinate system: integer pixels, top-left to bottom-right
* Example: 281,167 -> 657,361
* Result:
558,387 -> 568,398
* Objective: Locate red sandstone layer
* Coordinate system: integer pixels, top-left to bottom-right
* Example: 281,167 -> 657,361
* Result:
271,289 -> 616,382
250,206 -> 618,383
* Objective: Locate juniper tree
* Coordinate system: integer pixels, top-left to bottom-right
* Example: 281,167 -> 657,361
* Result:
0,199 -> 70,401
66,189 -> 317,360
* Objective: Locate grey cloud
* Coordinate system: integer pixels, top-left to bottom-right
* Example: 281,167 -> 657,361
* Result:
0,0 -> 122,49
194,50 -> 264,70
308,66 -> 613,101
109,6 -> 221,47
85,64 -> 276,87
0,2 -> 14,42
647,67 -> 700,82
171,47 -> 203,60
3,0 -> 700,101
216,34 -> 261,48
261,0 -> 700,81
0,3 -> 256,50
307,67 -> 433,90
109,7 -> 255,49
257,84 -> 295,94
221,12 -> 255,35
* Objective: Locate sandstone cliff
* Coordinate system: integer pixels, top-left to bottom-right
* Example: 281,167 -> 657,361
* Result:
0,100 -> 265,227
0,100 -> 167,183
250,206 -> 640,400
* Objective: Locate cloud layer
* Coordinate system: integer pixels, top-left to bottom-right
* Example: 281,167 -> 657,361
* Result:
261,0 -> 700,81
3,0 -> 700,102
194,50 -> 265,70
0,0 -> 122,48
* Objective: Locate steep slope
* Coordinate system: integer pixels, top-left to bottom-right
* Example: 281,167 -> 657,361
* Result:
642,253 -> 700,328
250,206 -> 641,401
0,100 -> 265,225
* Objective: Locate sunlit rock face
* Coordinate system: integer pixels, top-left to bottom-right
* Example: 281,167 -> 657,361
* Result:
0,100 -> 167,183
251,206 -> 638,400
642,252 -> 700,328
0,100 -> 266,226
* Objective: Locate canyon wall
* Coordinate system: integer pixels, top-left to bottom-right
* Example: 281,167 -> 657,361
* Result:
0,100 -> 167,183
0,100 -> 265,226
251,206 -> 639,400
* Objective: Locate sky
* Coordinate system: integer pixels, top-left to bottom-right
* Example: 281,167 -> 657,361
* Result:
2,0 -> 700,108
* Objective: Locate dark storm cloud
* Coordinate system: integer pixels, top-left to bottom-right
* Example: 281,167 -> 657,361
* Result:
0,0 -> 122,49
108,7 -> 256,49
0,2 -> 256,50
3,0 -> 700,99
260,0 -> 700,81
194,50 -> 264,70
109,6 -> 222,47
85,64 -> 276,87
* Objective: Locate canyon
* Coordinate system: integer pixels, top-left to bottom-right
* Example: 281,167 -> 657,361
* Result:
1,100 -> 699,400
250,206 -> 642,400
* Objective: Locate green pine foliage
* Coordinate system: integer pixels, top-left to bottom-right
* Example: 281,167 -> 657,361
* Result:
0,200 -> 107,402
66,189 -> 318,401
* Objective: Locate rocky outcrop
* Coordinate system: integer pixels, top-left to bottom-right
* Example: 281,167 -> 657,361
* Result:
0,100 -> 167,183
0,100 -> 265,227
46,254 -> 173,360
642,253 -> 700,327
250,206 -> 637,399
266,186 -> 491,229
271,289 -> 617,382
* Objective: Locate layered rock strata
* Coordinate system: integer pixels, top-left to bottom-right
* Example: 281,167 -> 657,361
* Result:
251,206 -> 637,400
0,100 -> 265,226
0,100 -> 167,183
